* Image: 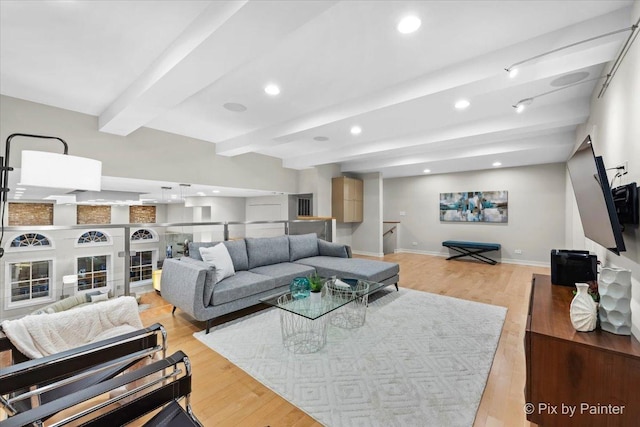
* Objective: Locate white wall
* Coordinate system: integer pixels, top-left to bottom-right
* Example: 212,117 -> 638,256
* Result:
0,95 -> 299,193
298,164 -> 342,217
567,2 -> 640,339
384,163 -> 567,265
245,194 -> 289,237
351,173 -> 384,256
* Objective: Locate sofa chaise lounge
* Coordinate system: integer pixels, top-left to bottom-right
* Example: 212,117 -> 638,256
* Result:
161,233 -> 399,333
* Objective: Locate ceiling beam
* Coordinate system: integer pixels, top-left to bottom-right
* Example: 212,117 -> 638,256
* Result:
98,0 -> 337,136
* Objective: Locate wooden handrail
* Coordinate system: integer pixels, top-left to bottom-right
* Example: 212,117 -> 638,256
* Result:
383,226 -> 397,237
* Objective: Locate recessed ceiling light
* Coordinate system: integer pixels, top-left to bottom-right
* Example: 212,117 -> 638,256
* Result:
350,126 -> 362,135
423,169 -> 431,173
509,68 -> 519,78
223,102 -> 247,112
313,136 -> 329,141
397,16 -> 421,34
197,192 -> 206,196
212,190 -> 220,194
493,161 -> 502,167
16,187 -> 26,191
264,84 -> 280,96
454,99 -> 470,110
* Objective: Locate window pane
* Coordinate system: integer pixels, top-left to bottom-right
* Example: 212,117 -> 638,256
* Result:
141,266 -> 152,280
141,251 -> 152,264
78,257 -> 92,272
32,261 -> 49,278
130,255 -> 141,267
32,280 -> 49,299
11,263 -> 31,282
11,286 -> 30,301
95,256 -> 107,270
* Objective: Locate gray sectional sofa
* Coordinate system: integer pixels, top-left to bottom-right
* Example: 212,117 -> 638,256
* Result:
161,233 -> 399,333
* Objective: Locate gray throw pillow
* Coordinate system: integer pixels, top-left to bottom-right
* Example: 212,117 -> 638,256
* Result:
318,239 -> 349,258
289,233 -> 320,261
222,240 -> 249,271
245,236 -> 290,269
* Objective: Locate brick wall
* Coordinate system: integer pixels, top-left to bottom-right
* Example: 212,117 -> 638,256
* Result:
8,202 -> 54,225
130,206 -> 156,223
77,205 -> 111,224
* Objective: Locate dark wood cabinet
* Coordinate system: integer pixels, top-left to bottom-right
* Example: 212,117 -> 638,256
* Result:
525,274 -> 640,426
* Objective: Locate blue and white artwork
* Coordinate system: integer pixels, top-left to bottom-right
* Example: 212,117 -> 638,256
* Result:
439,191 -> 508,223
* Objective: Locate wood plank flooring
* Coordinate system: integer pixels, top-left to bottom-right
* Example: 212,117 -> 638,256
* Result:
137,252 -> 548,427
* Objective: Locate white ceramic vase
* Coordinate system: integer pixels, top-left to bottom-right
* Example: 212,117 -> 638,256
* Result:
309,291 -> 322,304
570,282 -> 597,332
598,267 -> 632,335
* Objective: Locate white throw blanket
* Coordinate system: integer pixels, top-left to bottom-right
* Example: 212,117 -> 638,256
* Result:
1,296 -> 143,359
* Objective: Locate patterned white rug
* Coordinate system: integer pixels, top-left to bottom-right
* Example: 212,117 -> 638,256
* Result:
194,288 -> 507,427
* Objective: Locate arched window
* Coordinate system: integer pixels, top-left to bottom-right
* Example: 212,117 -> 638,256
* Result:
131,229 -> 155,241
77,230 -> 109,244
10,233 -> 51,248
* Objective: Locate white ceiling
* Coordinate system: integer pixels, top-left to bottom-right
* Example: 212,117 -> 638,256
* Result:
0,0 -> 635,201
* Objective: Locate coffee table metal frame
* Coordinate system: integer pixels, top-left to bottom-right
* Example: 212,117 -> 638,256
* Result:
260,279 -> 392,353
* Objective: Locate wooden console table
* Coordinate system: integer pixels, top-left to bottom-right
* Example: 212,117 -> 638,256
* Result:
525,274 -> 640,426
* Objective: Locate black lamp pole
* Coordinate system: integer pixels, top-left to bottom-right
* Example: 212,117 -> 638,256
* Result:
0,133 -> 70,258
1,133 -> 69,203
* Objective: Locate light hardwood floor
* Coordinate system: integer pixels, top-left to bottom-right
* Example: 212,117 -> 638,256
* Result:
138,253 -> 548,427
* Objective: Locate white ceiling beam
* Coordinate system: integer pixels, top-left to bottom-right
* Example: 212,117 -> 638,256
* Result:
340,130 -> 577,172
282,99 -> 589,169
215,7 -> 629,156
379,144 -> 575,179
99,0 -> 337,136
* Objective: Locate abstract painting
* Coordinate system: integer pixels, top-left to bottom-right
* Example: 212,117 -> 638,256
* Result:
439,191 -> 508,223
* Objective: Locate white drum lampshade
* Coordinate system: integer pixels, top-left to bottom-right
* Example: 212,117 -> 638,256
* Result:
20,150 -> 102,191
62,274 -> 78,299
62,274 -> 78,285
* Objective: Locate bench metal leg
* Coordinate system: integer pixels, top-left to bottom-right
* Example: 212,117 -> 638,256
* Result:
394,283 -> 399,291
172,306 -> 177,315
446,247 -> 498,265
205,319 -> 212,334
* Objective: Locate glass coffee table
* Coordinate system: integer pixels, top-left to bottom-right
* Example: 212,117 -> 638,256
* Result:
260,279 -> 391,353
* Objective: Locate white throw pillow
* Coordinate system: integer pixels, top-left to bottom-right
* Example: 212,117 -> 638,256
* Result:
90,292 -> 109,303
200,243 -> 236,284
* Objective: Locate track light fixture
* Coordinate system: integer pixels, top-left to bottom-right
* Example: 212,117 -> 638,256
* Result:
504,25 -> 635,77
512,76 -> 605,113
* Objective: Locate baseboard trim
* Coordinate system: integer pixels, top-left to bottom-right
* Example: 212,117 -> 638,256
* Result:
394,248 -> 549,267
352,250 -> 385,257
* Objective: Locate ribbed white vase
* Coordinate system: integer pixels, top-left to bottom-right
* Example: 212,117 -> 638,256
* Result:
598,267 -> 632,335
570,283 -> 597,332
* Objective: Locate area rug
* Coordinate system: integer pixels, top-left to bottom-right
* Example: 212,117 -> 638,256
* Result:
194,288 -> 507,427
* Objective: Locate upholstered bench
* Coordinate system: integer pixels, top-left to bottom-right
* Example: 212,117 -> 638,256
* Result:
442,240 -> 501,265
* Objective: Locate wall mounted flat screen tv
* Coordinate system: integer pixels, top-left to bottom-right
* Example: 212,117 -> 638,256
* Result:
567,135 -> 626,255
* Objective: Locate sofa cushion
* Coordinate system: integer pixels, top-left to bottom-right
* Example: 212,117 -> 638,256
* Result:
188,242 -> 216,261
222,240 -> 249,271
249,262 -> 316,287
318,239 -> 349,258
288,233 -> 320,261
180,257 -> 215,307
200,244 -> 236,284
295,256 -> 399,284
245,236 -> 290,269
211,271 -> 276,306
188,240 -> 249,271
